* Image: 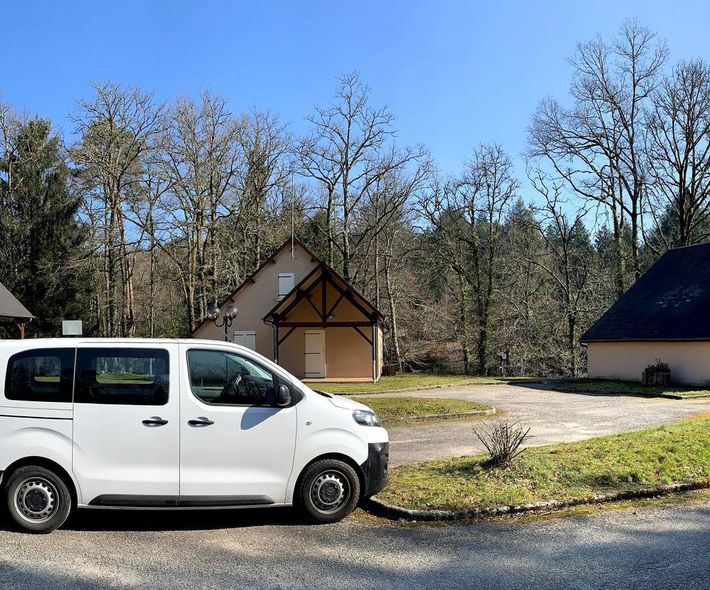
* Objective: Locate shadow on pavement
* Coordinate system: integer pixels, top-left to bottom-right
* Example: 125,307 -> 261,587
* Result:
505,380 -> 632,398
0,505 -> 303,533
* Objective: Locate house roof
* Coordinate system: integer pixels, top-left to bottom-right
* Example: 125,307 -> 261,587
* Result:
0,281 -> 33,321
581,242 -> 710,342
263,261 -> 384,326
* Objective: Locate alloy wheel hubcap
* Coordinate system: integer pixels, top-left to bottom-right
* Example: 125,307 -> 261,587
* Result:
15,478 -> 57,523
311,471 -> 349,512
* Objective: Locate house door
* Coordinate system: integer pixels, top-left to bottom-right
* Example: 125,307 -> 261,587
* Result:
304,330 -> 326,378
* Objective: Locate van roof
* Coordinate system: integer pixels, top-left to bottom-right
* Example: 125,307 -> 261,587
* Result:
0,338 -> 241,347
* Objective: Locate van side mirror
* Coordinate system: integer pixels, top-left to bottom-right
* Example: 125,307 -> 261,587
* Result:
276,384 -> 291,407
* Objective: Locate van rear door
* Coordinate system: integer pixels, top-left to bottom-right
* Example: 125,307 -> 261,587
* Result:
72,343 -> 180,506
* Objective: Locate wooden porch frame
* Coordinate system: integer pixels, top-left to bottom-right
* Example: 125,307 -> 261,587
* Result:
264,260 -> 382,382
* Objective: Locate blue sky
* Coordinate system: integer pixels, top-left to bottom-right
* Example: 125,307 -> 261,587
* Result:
2,0 -> 709,192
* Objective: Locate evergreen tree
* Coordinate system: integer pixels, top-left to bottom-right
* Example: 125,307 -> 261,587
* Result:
0,119 -> 91,336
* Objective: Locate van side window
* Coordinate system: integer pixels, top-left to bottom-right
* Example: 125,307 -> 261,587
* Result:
187,349 -> 276,406
5,348 -> 74,403
75,348 -> 169,406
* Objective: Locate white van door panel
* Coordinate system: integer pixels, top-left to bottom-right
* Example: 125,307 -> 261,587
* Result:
179,345 -> 298,504
72,343 -> 180,504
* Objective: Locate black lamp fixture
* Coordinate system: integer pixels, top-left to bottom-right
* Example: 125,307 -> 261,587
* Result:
207,303 -> 239,342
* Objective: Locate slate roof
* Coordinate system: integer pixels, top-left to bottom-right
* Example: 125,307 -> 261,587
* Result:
581,242 -> 710,342
0,281 -> 33,320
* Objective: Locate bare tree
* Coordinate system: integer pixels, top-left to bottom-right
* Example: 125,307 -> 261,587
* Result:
71,82 -> 163,336
363,166 -> 431,369
233,110 -> 291,268
421,144 -> 517,374
297,72 -> 422,280
151,92 -> 243,331
528,167 -> 594,376
529,20 -> 667,294
646,59 -> 710,246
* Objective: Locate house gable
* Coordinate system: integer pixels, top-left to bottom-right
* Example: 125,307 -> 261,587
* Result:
191,240 -> 319,353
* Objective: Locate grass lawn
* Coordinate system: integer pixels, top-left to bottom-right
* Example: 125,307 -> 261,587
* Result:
322,374 -> 529,395
376,413 -> 710,511
37,373 -> 155,385
546,378 -> 710,399
96,373 -> 154,384
351,396 -> 492,425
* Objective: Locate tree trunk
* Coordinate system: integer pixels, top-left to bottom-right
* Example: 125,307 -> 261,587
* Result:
612,204 -> 627,297
457,274 -> 473,375
383,254 -> 402,371
148,210 -> 156,338
326,187 -> 335,267
567,312 -> 577,377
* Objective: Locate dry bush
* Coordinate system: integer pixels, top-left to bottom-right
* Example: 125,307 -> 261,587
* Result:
474,420 -> 531,467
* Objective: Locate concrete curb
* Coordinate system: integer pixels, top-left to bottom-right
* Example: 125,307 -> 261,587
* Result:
390,408 -> 497,423
363,480 -> 710,522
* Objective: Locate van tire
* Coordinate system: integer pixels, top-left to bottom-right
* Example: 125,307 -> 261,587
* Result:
3,465 -> 72,533
296,459 -> 361,523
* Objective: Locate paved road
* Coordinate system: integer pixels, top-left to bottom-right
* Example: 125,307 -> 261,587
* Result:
386,384 -> 710,466
0,499 -> 708,589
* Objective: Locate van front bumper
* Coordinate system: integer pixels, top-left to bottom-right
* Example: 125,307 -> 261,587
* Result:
361,442 -> 389,497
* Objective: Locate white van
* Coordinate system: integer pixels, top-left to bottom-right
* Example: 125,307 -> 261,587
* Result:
0,339 -> 388,533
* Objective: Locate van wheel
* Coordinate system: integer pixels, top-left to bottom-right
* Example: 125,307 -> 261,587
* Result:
297,459 -> 361,523
4,466 -> 72,533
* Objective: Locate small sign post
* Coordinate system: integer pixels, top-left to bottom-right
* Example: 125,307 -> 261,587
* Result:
62,320 -> 83,337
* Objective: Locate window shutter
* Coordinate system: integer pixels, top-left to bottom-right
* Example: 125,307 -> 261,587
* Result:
278,273 -> 295,300
234,331 -> 256,351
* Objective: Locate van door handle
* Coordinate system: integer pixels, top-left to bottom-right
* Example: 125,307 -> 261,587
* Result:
142,417 -> 168,427
188,417 -> 214,427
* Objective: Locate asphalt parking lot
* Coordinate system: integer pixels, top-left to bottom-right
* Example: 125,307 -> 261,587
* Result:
0,497 -> 708,589
387,383 -> 710,465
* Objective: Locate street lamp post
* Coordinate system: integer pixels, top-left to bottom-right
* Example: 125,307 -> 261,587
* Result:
206,303 -> 239,342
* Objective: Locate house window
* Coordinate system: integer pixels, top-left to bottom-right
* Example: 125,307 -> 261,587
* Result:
278,273 -> 294,300
234,331 -> 256,351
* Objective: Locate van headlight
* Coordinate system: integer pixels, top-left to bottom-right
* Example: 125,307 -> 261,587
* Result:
352,409 -> 382,427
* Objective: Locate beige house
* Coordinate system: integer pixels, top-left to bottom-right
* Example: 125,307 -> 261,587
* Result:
581,243 -> 710,386
192,239 -> 384,382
